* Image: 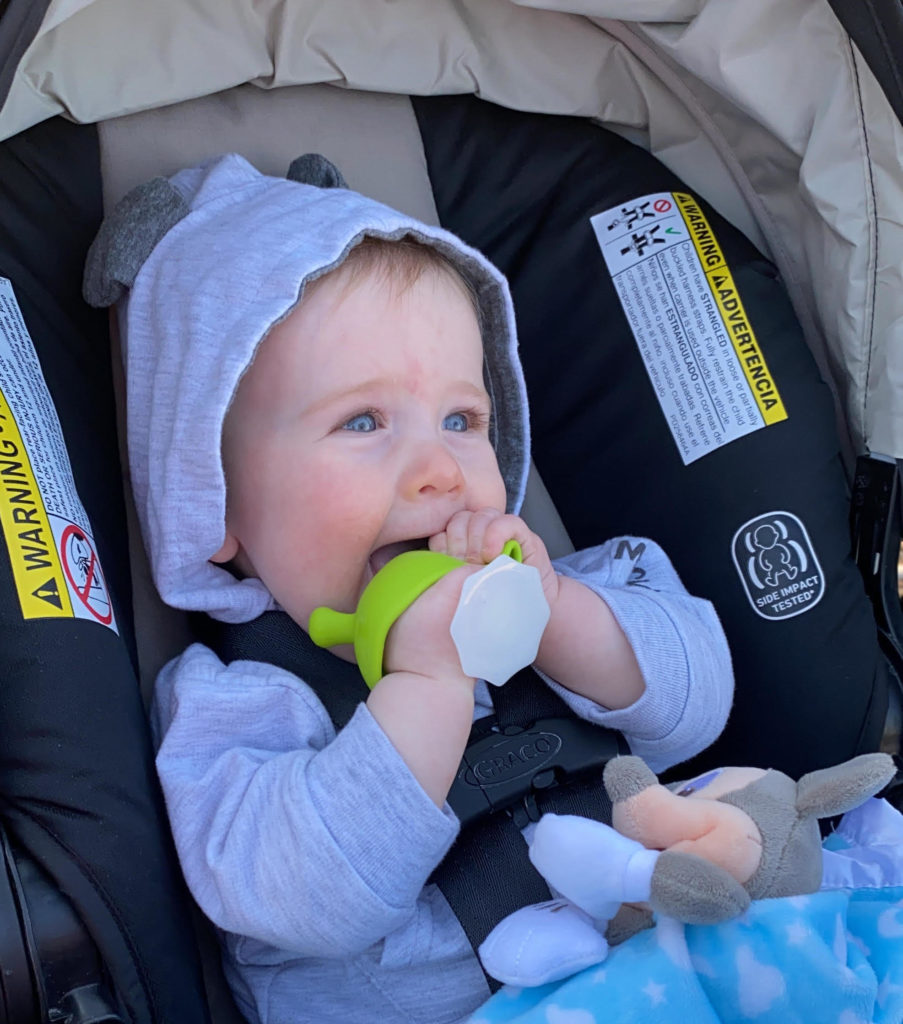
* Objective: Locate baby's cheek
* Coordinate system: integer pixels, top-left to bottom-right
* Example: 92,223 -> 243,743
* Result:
487,466 -> 508,513
300,466 -> 371,535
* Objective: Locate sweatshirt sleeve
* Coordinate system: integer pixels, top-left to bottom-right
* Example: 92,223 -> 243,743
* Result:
540,537 -> 734,774
150,644 -> 459,957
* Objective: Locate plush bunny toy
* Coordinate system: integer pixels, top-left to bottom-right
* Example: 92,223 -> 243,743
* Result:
479,752 -> 896,987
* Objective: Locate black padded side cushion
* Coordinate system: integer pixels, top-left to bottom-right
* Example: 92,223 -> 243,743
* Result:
413,95 -> 887,780
0,118 -> 209,1023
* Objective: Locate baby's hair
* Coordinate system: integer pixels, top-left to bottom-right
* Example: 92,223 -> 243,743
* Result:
312,234 -> 482,326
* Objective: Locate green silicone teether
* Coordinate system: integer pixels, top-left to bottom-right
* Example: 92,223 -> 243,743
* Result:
309,540 -> 522,688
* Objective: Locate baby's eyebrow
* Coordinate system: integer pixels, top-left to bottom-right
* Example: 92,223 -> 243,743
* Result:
303,379 -> 386,416
304,379 -> 490,415
446,382 -> 492,404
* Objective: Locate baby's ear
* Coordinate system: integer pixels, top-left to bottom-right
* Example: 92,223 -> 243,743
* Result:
210,533 -> 240,565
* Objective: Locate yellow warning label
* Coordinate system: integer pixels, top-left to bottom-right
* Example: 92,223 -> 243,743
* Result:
0,386 -> 72,618
673,192 -> 787,425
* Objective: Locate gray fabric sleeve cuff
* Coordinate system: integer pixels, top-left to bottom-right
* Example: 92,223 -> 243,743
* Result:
536,544 -> 733,773
535,587 -> 691,773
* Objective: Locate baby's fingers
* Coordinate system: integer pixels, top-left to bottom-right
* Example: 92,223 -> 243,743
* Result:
430,508 -> 497,561
472,512 -> 533,565
428,530 -> 449,555
431,509 -> 537,565
440,509 -> 479,560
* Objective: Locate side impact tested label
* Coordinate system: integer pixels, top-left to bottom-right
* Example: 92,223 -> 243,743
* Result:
731,511 -> 824,620
591,192 -> 787,464
0,278 -> 116,630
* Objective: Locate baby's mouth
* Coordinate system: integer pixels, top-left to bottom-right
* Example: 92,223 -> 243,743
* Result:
368,538 -> 430,575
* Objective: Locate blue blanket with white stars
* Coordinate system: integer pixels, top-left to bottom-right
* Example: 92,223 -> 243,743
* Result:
469,799 -> 903,1024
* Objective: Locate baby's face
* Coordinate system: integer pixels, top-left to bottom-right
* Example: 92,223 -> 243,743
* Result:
215,264 -> 507,632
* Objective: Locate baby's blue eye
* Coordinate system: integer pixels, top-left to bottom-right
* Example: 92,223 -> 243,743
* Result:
343,412 -> 378,433
443,412 -> 469,432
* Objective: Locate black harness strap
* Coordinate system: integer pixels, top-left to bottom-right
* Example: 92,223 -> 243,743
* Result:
194,611 -> 626,991
432,669 -> 626,987
193,610 -> 368,729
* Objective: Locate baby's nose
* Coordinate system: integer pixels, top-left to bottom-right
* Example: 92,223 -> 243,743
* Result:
403,442 -> 465,499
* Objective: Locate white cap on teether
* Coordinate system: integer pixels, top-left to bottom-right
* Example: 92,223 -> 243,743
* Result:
449,555 -> 551,686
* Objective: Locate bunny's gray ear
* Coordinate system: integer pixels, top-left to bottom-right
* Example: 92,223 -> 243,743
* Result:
286,153 -> 347,189
83,178 -> 190,308
795,752 -> 897,819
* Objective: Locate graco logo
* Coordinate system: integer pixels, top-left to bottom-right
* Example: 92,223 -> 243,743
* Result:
458,731 -> 563,789
731,511 -> 824,621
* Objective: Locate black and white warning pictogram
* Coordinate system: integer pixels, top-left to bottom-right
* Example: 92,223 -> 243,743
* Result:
606,200 -> 659,232
620,224 -> 664,258
60,523 -> 113,625
731,511 -> 824,620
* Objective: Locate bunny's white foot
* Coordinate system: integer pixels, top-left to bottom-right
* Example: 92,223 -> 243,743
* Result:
478,899 -> 609,987
529,813 -> 659,920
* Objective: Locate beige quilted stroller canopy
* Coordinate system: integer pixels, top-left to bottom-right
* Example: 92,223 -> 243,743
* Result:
2,0 -> 902,463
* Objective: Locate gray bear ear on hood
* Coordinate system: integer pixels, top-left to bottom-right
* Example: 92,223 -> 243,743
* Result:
83,178 -> 190,308
286,153 -> 348,189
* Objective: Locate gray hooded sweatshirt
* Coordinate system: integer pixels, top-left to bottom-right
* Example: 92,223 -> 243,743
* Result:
86,154 -> 733,1024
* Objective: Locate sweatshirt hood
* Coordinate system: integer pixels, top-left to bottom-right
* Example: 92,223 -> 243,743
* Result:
84,153 -> 529,622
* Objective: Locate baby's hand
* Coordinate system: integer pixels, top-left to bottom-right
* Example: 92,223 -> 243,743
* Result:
370,563 -> 486,807
381,563 -> 480,685
429,508 -> 560,607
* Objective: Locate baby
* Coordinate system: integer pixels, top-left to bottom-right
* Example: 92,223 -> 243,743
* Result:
84,153 -> 733,1024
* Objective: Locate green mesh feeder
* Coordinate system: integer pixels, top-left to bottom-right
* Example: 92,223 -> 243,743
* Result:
309,540 -> 527,688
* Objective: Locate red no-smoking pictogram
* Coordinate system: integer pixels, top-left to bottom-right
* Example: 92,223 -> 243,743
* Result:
654,198 -> 672,213
60,524 -> 113,624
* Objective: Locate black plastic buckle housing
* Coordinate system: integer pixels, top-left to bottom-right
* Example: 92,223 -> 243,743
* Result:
447,716 -> 627,829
